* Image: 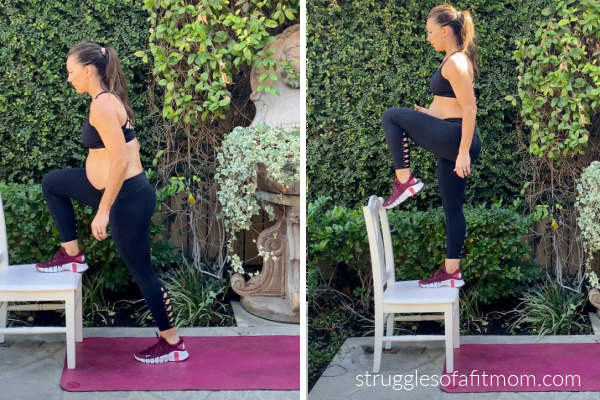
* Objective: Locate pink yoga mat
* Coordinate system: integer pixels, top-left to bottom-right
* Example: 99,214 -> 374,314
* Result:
441,343 -> 600,392
60,335 -> 300,391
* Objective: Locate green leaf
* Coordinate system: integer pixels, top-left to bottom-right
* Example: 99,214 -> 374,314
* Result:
284,9 -> 295,20
264,19 -> 278,28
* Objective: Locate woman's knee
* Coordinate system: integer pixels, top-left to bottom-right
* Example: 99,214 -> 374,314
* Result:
381,107 -> 410,125
41,169 -> 64,195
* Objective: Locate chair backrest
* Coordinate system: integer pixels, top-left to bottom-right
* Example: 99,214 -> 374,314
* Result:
0,192 -> 8,268
363,196 -> 396,304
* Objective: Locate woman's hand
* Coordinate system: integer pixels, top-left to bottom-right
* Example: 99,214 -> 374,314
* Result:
91,211 -> 110,241
414,104 -> 429,114
454,153 -> 471,178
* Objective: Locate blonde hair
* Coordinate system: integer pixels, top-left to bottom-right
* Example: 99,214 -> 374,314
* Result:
428,4 -> 479,79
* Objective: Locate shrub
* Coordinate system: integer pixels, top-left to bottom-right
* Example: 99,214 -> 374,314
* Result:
307,0 -> 555,209
307,196 -> 372,309
308,196 -> 540,304
510,273 -> 590,336
138,262 -> 234,328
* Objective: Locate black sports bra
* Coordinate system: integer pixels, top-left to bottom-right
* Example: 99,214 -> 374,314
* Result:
429,51 -> 476,98
81,91 -> 136,149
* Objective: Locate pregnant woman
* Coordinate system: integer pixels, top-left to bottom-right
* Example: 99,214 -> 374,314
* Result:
37,41 -> 189,364
380,4 -> 482,289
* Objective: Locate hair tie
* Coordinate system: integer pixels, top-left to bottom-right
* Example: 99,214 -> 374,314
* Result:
100,47 -> 106,56
457,11 -> 462,19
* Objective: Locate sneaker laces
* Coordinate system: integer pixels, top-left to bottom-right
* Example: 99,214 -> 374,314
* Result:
143,333 -> 170,355
423,267 -> 445,283
42,248 -> 68,266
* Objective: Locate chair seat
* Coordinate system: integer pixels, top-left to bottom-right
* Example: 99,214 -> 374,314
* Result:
383,280 -> 459,305
0,264 -> 82,291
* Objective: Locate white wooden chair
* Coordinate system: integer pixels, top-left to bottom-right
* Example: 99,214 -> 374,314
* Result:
363,195 -> 460,373
0,192 -> 83,369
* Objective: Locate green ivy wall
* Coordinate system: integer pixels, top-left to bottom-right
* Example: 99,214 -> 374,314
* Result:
0,0 -> 158,183
307,0 -> 554,209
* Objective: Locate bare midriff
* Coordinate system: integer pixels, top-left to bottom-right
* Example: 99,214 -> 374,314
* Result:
427,96 -> 465,120
85,139 -> 144,190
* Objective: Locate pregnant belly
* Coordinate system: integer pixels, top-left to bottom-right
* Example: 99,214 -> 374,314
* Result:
85,141 -> 144,190
427,96 -> 466,120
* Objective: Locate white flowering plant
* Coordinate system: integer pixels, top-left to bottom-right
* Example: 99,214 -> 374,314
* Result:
575,161 -> 600,290
215,124 -> 300,275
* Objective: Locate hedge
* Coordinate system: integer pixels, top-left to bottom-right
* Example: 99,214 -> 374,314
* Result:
307,0 -> 554,209
0,0 -> 159,183
308,196 -> 540,304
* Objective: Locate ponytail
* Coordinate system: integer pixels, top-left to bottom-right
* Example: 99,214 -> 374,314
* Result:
67,41 -> 134,120
459,10 -> 479,79
428,5 -> 480,79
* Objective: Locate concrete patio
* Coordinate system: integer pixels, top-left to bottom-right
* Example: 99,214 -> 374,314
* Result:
0,301 -> 300,400
308,313 -> 600,399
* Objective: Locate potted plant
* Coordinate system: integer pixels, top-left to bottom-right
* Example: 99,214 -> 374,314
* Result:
575,161 -> 600,316
215,123 -> 300,275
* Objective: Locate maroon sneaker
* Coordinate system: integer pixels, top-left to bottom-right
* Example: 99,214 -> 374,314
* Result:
134,333 -> 189,364
35,247 -> 88,273
382,174 -> 424,209
419,265 -> 465,288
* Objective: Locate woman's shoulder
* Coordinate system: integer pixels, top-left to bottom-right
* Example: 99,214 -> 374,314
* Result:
89,93 -> 121,124
442,53 -> 472,79
445,52 -> 469,69
91,92 -> 120,109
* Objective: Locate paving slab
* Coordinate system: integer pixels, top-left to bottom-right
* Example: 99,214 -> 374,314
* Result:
231,301 -> 299,328
309,319 -> 600,400
0,325 -> 300,400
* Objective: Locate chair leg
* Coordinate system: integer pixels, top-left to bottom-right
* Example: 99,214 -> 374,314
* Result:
65,292 -> 76,369
453,299 -> 460,349
0,301 -> 7,343
385,313 -> 394,350
373,312 -> 383,374
76,283 -> 83,342
445,306 -> 454,373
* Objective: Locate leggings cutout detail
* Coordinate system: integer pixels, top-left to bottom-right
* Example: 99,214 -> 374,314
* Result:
41,168 -> 177,331
381,107 -> 481,259
161,287 -> 176,327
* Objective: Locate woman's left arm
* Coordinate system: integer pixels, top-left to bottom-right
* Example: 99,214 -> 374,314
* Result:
89,101 -> 130,240
444,57 -> 477,178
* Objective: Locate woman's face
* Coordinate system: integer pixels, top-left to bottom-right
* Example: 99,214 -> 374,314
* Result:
426,18 -> 445,52
66,56 -> 88,94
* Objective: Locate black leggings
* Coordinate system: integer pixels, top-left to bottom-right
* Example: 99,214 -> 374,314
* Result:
381,107 -> 482,259
41,168 -> 176,331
